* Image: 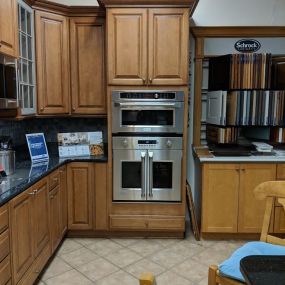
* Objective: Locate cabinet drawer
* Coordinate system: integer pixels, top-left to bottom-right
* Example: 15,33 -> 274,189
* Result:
0,230 -> 10,263
110,216 -> 148,230
49,171 -> 60,190
110,215 -> 185,231
0,255 -> 11,285
276,164 -> 285,180
0,205 -> 8,234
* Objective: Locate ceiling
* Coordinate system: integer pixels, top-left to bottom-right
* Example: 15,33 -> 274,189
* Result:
47,0 -> 285,26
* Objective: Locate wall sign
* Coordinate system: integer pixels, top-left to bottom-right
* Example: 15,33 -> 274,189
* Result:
234,39 -> 261,53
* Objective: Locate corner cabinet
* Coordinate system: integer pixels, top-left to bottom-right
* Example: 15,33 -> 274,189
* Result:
70,17 -> 106,115
107,8 -> 189,86
35,11 -> 70,114
0,0 -> 18,57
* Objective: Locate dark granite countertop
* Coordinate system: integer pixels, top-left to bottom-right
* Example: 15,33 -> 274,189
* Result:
0,155 -> 108,207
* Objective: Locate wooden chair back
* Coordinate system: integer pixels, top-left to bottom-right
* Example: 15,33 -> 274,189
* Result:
254,181 -> 285,246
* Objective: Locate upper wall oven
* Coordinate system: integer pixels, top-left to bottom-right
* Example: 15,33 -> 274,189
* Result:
112,91 -> 184,134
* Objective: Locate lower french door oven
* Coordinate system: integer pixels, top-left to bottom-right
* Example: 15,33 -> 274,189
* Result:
113,137 -> 182,202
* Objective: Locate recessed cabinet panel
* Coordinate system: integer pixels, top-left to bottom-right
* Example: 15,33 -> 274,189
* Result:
108,9 -> 147,85
70,17 -> 106,114
35,11 -> 70,114
0,0 -> 18,57
202,164 -> 239,233
148,8 -> 189,85
238,164 -> 276,233
67,163 -> 94,230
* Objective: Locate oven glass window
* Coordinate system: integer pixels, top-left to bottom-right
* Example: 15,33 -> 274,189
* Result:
153,162 -> 172,189
122,162 -> 141,188
122,110 -> 173,126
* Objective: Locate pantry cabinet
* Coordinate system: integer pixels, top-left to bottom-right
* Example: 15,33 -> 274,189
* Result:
0,0 -> 18,57
35,11 -> 70,114
201,163 -> 276,234
107,8 -> 189,86
70,17 -> 106,114
10,178 -> 50,284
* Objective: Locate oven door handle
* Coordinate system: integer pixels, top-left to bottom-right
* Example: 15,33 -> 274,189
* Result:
114,102 -> 182,108
141,152 -> 146,198
148,152 -> 153,197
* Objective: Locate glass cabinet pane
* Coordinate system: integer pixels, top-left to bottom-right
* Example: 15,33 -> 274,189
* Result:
21,33 -> 27,58
27,36 -> 32,59
21,59 -> 28,83
29,87 -> 34,108
20,7 -> 26,32
27,12 -> 31,35
28,62 -> 33,84
23,85 -> 29,108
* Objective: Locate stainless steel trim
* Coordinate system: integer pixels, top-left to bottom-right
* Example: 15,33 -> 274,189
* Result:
148,151 -> 153,197
114,102 -> 182,108
141,151 -> 146,198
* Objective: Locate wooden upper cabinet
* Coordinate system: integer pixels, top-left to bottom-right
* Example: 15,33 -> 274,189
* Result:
70,17 -> 106,114
148,8 -> 189,85
0,0 -> 18,57
10,189 -> 34,284
202,164 -> 240,233
107,8 -> 189,86
107,8 -> 148,85
35,11 -> 70,114
238,164 -> 276,233
67,163 -> 94,230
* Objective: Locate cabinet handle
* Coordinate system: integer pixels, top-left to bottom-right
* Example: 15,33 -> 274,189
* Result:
53,177 -> 58,182
50,195 -> 54,199
40,107 -> 44,111
241,169 -> 245,172
28,191 -> 35,195
149,77 -> 153,84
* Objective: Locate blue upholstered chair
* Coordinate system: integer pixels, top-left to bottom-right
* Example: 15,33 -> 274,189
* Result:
208,181 -> 285,285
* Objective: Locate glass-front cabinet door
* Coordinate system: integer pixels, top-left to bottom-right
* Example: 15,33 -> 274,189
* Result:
18,0 -> 36,115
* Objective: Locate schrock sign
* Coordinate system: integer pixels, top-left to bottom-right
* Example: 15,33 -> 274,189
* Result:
234,39 -> 261,53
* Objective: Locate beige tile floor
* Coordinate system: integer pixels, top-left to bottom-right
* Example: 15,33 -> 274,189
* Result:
37,225 -> 248,285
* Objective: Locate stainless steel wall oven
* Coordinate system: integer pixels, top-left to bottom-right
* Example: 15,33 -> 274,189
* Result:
112,90 -> 184,134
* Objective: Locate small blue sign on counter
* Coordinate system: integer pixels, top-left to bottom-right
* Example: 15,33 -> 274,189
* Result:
26,133 -> 49,162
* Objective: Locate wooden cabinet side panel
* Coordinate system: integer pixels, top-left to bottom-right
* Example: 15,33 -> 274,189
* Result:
32,178 -> 50,259
94,163 -> 108,230
107,8 -> 147,85
70,17 -> 106,114
67,163 -> 94,230
9,191 -> 34,284
148,8 -> 189,85
238,164 -> 276,233
35,11 -> 70,114
201,164 -> 239,233
59,166 -> 67,236
0,0 -> 18,57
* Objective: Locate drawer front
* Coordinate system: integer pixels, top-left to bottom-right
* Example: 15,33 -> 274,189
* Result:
0,255 -> 11,285
110,215 -> 185,231
0,230 -> 10,263
110,216 -> 148,230
148,218 -> 185,231
277,164 -> 285,180
0,205 -> 8,235
49,171 -> 60,191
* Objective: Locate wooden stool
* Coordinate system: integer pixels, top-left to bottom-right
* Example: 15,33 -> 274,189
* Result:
139,272 -> 156,285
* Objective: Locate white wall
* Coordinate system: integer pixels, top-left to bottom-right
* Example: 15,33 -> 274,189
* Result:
192,0 -> 285,26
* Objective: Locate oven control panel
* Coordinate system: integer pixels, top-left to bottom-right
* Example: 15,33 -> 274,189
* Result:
113,137 -> 182,150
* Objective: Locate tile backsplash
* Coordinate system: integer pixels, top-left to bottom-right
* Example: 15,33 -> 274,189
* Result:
0,117 -> 107,159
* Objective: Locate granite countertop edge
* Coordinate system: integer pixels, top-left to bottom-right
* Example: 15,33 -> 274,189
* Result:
0,156 -> 108,207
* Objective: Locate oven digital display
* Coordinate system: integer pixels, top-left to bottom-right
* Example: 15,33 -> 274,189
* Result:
137,140 -> 157,145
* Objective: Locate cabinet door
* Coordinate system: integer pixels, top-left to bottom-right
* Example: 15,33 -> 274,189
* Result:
49,185 -> 61,253
32,178 -> 50,259
238,164 -> 276,233
107,8 -> 147,85
35,11 -> 70,114
202,164 -> 239,233
94,163 -> 108,230
59,166 -> 67,237
67,163 -> 94,230
0,0 -> 18,57
70,17 -> 106,114
10,189 -> 34,284
148,8 -> 189,85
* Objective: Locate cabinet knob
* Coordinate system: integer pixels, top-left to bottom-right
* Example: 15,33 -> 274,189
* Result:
40,107 -> 44,111
50,195 -> 54,199
72,107 -> 76,112
142,77 -> 146,84
149,77 -> 153,84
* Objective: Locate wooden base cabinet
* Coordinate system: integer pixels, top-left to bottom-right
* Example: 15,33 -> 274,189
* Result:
10,178 -> 50,285
201,163 -> 276,234
0,0 -> 18,57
